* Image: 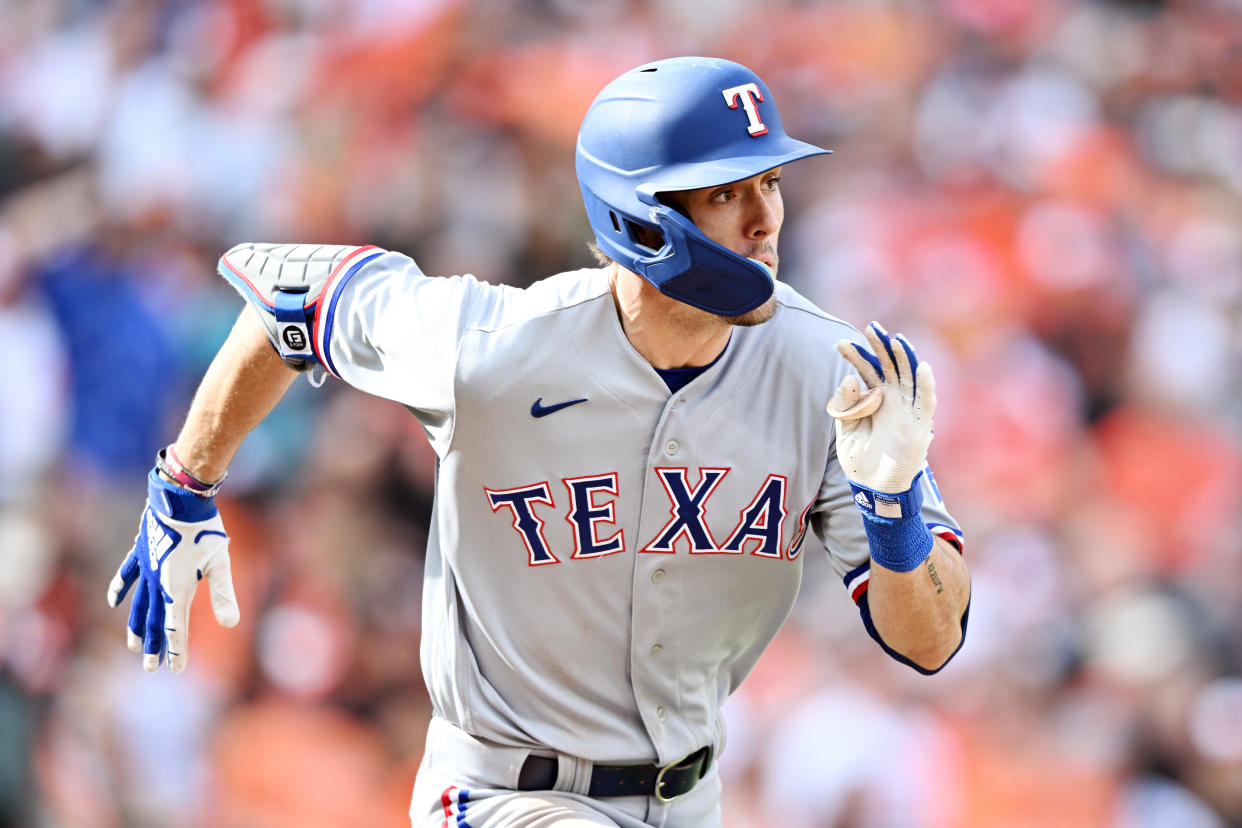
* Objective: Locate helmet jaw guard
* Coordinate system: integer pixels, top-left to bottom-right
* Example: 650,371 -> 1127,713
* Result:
576,57 -> 831,316
639,206 -> 775,317
582,192 -> 773,316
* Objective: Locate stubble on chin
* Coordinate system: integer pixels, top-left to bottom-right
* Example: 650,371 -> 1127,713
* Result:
724,294 -> 778,327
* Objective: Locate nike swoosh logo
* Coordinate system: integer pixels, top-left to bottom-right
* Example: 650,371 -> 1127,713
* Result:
531,397 -> 588,418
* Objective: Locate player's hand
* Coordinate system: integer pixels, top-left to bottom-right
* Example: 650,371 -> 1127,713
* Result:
106,469 -> 240,673
827,322 -> 936,494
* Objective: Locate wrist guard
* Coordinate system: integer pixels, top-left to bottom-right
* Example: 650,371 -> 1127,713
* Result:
849,470 -> 935,573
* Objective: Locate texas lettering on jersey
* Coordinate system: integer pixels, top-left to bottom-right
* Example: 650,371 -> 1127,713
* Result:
485,468 -> 814,565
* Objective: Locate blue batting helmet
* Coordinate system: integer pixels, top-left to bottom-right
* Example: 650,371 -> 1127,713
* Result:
576,56 -> 831,316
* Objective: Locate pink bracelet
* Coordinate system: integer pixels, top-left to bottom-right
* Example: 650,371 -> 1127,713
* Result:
157,445 -> 226,497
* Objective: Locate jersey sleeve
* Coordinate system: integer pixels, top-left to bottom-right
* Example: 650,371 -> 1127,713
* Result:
314,250 -> 510,449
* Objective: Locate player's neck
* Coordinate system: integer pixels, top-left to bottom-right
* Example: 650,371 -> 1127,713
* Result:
609,266 -> 732,370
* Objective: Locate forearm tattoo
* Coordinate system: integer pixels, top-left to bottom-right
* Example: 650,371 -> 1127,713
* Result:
926,556 -> 944,595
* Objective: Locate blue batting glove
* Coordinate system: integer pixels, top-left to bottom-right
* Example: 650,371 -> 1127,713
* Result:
107,469 -> 240,673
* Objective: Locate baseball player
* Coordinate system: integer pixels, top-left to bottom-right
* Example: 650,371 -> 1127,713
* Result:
106,57 -> 970,827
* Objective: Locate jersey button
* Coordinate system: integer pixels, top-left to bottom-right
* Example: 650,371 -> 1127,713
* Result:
664,440 -> 679,456
651,569 -> 665,584
656,706 -> 667,722
649,644 -> 662,658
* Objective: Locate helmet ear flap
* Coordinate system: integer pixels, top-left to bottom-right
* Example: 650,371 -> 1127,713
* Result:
584,192 -> 665,261
628,216 -> 665,254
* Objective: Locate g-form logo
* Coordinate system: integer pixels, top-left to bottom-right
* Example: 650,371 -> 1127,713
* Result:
282,325 -> 307,351
722,82 -> 769,137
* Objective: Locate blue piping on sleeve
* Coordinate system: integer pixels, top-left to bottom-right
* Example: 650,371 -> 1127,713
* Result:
320,251 -> 384,378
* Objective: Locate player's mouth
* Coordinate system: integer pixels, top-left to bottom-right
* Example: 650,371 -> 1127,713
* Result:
750,252 -> 777,273
744,242 -> 778,272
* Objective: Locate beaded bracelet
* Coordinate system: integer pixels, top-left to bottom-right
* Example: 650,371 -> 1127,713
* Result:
155,445 -> 226,498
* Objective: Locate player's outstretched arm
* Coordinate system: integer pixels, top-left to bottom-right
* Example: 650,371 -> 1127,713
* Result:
167,308 -> 300,482
827,322 -> 971,672
106,308 -> 299,672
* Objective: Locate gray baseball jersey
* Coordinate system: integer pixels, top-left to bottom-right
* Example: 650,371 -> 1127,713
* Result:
303,247 -> 964,771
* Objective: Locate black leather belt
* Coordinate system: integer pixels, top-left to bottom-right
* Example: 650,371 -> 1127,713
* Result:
517,746 -> 712,803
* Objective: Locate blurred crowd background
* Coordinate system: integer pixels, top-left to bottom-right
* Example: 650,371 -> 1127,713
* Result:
1,0 -> 1240,826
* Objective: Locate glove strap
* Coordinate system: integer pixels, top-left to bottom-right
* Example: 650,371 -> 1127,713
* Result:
147,468 -> 219,521
156,446 -> 225,498
849,471 -> 934,573
273,287 -> 317,362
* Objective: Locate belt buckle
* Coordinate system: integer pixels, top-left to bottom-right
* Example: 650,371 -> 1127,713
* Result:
654,759 -> 682,804
654,747 -> 708,804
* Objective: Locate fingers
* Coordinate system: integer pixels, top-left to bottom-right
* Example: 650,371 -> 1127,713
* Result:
107,551 -> 140,608
893,330 -> 915,375
827,375 -> 884,421
913,361 -> 937,422
164,594 -> 190,674
864,322 -> 900,382
205,555 -> 241,629
836,340 -> 883,388
828,373 -> 861,413
894,333 -> 919,374
143,583 -> 166,672
855,323 -> 927,406
127,576 -> 150,653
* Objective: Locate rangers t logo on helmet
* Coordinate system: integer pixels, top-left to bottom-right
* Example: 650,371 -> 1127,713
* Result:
721,83 -> 769,136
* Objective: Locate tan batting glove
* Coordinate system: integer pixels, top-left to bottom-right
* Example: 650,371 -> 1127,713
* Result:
827,322 -> 936,494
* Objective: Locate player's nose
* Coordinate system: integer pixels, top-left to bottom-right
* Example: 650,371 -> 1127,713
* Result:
745,193 -> 780,239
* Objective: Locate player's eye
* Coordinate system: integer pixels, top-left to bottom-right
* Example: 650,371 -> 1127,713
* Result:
711,189 -> 735,203
764,176 -> 781,190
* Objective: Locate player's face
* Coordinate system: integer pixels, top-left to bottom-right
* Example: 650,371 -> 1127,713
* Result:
664,168 -> 784,326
